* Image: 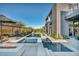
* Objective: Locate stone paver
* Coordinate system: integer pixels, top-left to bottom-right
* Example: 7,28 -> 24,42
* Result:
67,37 -> 79,50
22,43 -> 38,56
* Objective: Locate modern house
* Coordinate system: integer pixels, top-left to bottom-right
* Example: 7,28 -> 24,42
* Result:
0,15 -> 26,37
45,3 -> 79,38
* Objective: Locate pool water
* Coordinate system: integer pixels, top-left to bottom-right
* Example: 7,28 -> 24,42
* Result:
22,38 -> 37,43
27,33 -> 41,37
18,33 -> 40,43
42,38 -> 73,52
18,38 -> 37,43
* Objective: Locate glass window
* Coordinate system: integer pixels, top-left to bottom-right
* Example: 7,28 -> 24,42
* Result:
74,3 -> 78,9
68,4 -> 73,11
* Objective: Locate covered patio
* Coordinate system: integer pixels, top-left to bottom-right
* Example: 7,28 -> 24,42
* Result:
65,12 -> 79,37
0,18 -> 23,41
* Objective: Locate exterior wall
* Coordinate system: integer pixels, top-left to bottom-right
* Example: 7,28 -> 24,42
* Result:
56,3 -> 69,38
45,17 -> 51,35
61,11 -> 69,37
45,4 -> 57,36
51,4 -> 57,33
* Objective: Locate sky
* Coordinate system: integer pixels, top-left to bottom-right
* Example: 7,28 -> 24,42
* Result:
0,3 -> 53,28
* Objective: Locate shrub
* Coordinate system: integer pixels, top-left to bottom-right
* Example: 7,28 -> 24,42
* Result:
51,32 -> 57,39
51,32 -> 69,39
62,35 -> 69,39
42,33 -> 45,36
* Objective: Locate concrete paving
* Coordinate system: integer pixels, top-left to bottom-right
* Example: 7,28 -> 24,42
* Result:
22,43 -> 38,56
66,37 -> 79,50
0,43 -> 25,56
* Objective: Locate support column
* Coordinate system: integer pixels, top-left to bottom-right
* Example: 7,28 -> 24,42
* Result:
71,26 -> 74,36
48,17 -> 51,35
78,21 -> 79,35
56,12 -> 61,39
0,21 -> 2,40
48,22 -> 50,35
72,20 -> 75,36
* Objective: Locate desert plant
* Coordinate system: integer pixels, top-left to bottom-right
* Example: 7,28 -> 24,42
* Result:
51,32 -> 69,39
62,35 -> 69,39
51,32 -> 57,39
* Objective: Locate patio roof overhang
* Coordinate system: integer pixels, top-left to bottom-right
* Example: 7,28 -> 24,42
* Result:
65,8 -> 79,21
65,14 -> 79,21
0,20 -> 16,23
0,20 -> 23,27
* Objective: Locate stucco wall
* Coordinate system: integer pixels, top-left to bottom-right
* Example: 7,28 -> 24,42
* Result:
56,3 -> 69,37
51,4 -> 57,33
61,11 -> 69,37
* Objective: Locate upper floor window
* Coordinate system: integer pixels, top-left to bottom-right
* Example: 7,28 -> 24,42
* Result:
69,4 -> 73,11
73,4 -> 78,9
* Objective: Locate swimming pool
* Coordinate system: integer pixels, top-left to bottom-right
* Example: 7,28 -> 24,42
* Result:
18,33 -> 73,52
17,37 -> 37,43
18,33 -> 40,43
42,38 -> 73,52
